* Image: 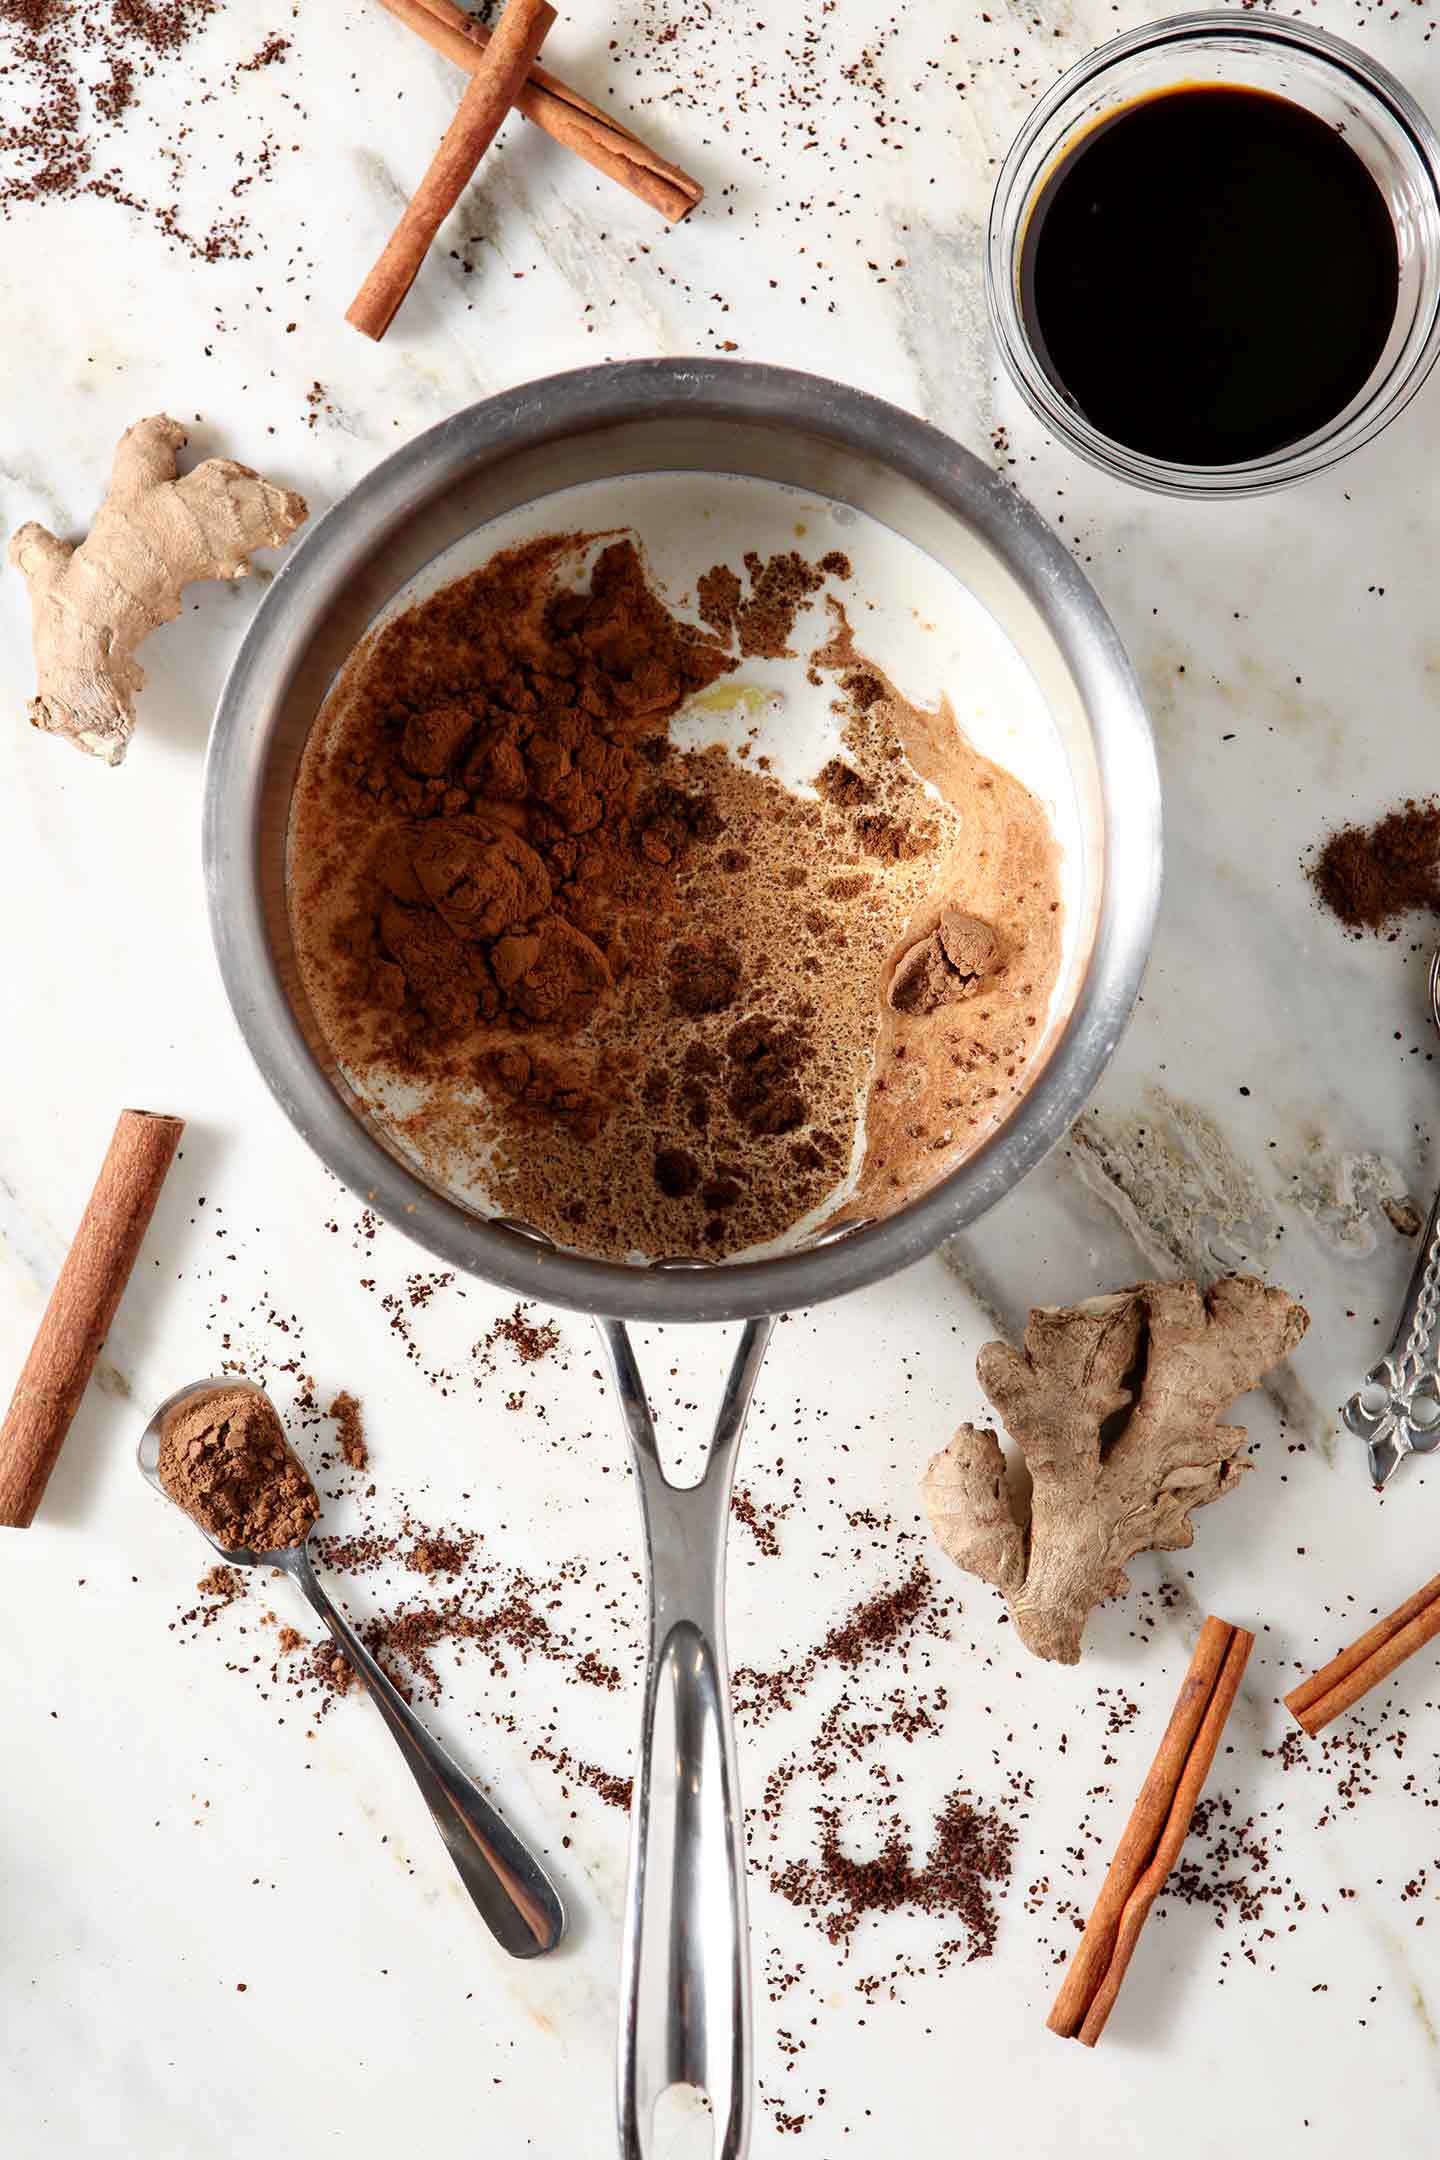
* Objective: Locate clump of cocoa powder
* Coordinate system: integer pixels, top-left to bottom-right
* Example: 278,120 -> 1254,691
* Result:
292,534 -> 733,1118
328,1390 -> 367,1470
1310,800 -> 1440,933
887,907 -> 998,1015
158,1387 -> 318,1552
695,547 -> 850,656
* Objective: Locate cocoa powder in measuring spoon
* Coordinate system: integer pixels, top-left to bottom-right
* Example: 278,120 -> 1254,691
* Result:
158,1388 -> 319,1551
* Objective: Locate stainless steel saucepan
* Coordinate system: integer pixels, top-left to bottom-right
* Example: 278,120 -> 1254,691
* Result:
204,360 -> 1161,2159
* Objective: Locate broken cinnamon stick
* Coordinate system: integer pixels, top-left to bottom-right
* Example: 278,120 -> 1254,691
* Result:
1285,1570 -> 1440,1735
1048,1616 -> 1254,2046
348,0 -> 556,342
0,1109 -> 184,1528
379,0 -> 702,222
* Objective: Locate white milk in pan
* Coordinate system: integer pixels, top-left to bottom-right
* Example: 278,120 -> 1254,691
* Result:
288,471 -> 1082,1263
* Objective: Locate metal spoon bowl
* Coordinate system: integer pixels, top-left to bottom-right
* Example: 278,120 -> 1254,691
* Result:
139,1376 -> 565,1957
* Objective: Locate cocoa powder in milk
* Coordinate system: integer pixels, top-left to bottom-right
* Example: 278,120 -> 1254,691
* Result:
288,535 -> 1064,1258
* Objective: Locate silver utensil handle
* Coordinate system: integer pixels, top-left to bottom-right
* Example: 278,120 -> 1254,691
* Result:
598,1315 -> 774,2160
282,1544 -> 565,1959
1343,1176 -> 1440,1487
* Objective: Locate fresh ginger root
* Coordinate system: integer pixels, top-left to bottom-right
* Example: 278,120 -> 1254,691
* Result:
9,415 -> 307,764
921,1276 -> 1309,1663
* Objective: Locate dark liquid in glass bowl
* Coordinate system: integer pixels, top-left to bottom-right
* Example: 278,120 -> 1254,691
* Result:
1020,85 -> 1400,465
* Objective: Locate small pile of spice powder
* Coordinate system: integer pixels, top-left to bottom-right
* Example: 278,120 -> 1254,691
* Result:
158,1387 -> 319,1551
1309,799 -> 1440,933
328,1390 -> 367,1471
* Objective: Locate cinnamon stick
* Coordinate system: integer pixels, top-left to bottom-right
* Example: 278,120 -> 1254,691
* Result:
1048,1616 -> 1254,2046
1285,1570 -> 1440,1735
378,0 -> 702,222
348,0 -> 557,342
0,1109 -> 184,1528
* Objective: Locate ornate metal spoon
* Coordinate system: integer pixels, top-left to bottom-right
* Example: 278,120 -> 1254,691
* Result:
139,1375 -> 565,1956
1343,948 -> 1440,1488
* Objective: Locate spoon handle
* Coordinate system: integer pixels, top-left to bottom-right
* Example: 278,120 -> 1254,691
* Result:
283,1545 -> 565,1958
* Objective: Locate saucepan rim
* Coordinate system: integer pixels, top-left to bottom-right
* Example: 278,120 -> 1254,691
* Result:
204,358 -> 1161,1322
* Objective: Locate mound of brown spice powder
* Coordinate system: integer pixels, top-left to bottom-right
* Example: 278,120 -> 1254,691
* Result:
327,1389 -> 367,1471
158,1386 -> 318,1552
1309,799 -> 1440,933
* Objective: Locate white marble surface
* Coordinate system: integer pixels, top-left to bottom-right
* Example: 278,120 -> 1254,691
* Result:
5,2 -> 1440,2154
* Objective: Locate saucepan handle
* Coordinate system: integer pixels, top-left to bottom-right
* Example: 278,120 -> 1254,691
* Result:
596,1314 -> 775,2160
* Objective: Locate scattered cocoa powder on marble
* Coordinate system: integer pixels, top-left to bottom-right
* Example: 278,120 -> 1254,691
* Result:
1158,1794 -> 1300,1942
406,1532 -> 473,1578
307,1640 -> 355,1699
237,30 -> 289,70
1309,799 -> 1440,933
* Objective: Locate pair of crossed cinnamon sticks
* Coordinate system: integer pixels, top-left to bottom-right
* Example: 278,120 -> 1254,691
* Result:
350,0 -> 702,341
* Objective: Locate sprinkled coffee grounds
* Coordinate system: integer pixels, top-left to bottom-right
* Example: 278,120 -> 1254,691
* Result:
574,1649 -> 623,1691
328,1390 -> 367,1470
530,1740 -> 632,1812
1159,1794 -> 1302,1939
290,531 -> 1063,1260
731,1481 -> 787,1557
734,1561 -> 943,1727
158,1387 -> 318,1551
770,1786 -> 1016,1955
1309,799 -> 1440,933
275,1624 -> 304,1656
293,1516 -> 603,1708
0,0 -> 295,259
476,1303 -> 563,1371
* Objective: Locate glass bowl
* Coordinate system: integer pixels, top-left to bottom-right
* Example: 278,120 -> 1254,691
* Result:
987,12 -> 1440,497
